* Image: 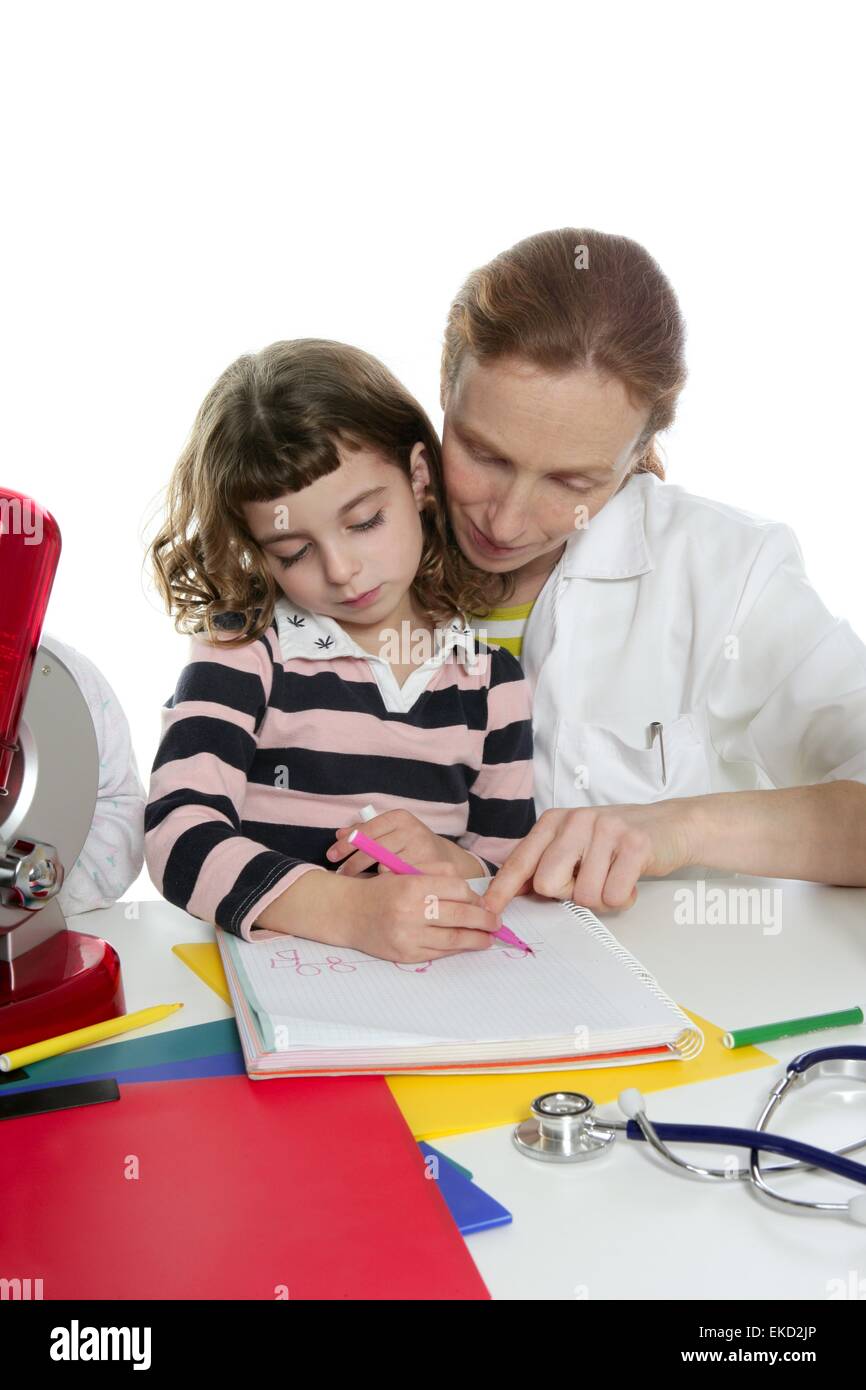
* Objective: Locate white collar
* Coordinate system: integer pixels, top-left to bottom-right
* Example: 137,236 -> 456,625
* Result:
561,471 -> 655,579
272,594 -> 482,670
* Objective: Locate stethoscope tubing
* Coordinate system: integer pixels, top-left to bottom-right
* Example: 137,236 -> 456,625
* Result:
621,1120 -> 866,1185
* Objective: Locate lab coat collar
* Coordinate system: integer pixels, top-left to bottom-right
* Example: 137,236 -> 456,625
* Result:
273,593 -> 481,669
561,471 -> 655,579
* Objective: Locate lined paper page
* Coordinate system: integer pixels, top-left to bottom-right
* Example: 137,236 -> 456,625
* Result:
225,891 -> 685,1051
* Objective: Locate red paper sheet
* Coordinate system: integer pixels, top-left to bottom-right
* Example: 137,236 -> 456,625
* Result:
0,1073 -> 490,1300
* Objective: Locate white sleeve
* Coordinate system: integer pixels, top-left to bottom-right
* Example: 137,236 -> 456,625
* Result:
706,524 -> 866,788
43,637 -> 146,916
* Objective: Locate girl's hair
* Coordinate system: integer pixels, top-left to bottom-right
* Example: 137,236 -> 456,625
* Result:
147,339 -> 515,646
440,227 -> 688,481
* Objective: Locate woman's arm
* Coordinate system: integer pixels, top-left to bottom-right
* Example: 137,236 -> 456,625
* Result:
481,780 -> 866,915
45,636 -> 146,915
687,780 -> 866,884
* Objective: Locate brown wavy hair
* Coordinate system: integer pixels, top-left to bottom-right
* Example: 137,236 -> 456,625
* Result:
146,339 -> 515,647
440,227 -> 688,482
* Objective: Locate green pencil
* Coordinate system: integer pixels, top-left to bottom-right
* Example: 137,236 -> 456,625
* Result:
722,1007 -> 863,1050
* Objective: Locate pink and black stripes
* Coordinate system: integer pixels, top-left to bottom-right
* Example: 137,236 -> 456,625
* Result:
145,617 -> 535,940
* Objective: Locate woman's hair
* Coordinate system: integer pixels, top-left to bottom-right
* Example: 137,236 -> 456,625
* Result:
440,228 -> 688,481
147,339 -> 514,646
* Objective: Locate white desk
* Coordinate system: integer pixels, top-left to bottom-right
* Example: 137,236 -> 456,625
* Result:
69,876 -> 866,1301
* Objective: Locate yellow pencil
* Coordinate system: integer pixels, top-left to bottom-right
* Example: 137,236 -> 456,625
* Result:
0,1002 -> 185,1071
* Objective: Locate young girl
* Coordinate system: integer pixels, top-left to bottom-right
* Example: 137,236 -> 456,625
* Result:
144,339 -> 536,963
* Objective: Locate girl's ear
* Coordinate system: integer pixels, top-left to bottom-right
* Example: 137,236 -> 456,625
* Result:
408,441 -> 432,507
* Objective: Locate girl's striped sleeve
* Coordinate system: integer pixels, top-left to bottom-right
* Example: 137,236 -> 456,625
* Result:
459,646 -> 536,875
144,628 -> 324,941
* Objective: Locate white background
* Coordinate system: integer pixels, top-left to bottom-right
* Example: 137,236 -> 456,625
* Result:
3,0 -> 864,902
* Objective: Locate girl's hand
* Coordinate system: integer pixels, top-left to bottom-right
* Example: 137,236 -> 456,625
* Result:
346,865 -> 502,963
480,801 -> 697,916
326,809 -> 472,877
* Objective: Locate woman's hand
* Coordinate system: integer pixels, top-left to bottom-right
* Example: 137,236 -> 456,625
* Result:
326,809 -> 479,877
347,865 -> 501,962
480,801 -> 698,916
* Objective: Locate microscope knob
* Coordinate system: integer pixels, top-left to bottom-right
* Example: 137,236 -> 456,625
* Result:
0,837 -> 64,909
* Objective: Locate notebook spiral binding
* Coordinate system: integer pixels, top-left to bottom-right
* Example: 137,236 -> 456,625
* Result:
560,900 -> 705,1061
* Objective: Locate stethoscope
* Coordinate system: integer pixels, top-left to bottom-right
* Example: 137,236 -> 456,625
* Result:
513,1045 -> 866,1222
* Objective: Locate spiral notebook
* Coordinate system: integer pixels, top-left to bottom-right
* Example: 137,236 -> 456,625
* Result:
215,880 -> 703,1079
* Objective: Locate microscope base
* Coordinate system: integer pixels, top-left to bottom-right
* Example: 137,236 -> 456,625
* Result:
0,928 -> 125,1055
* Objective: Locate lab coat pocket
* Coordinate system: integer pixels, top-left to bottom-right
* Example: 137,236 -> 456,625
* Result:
553,713 -> 713,807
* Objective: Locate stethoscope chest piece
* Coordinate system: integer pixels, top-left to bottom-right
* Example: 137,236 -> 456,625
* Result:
513,1091 -> 617,1163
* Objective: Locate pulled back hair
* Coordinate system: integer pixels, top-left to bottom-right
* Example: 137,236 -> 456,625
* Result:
147,339 -> 514,647
440,227 -> 688,481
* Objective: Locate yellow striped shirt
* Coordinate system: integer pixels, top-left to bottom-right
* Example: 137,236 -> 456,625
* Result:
466,599 -> 536,661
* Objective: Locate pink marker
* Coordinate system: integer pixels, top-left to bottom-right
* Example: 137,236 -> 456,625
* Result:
345,828 -> 534,954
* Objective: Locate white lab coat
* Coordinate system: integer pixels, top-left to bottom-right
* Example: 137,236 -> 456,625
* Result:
518,473 -> 866,821
40,634 -> 146,917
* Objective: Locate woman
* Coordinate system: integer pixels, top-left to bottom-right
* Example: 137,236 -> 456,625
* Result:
436,227 -> 866,915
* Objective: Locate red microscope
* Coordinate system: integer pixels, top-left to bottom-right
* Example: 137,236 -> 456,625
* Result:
0,486 -> 125,1051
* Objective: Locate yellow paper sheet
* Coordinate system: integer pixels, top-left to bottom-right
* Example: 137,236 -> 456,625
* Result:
172,945 -> 775,1141
172,942 -> 233,1006
387,1010 -> 777,1139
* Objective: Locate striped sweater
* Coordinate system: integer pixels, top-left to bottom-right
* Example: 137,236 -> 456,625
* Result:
145,594 -> 536,942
